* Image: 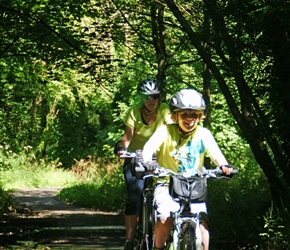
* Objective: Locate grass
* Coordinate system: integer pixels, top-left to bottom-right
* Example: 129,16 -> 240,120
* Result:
1,165 -> 77,190
57,158 -> 126,212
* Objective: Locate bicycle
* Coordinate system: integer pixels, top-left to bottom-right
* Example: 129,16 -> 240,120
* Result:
122,151 -> 238,250
120,150 -> 156,250
153,166 -> 238,250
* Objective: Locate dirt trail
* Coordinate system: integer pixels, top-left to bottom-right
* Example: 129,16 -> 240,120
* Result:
0,188 -> 125,249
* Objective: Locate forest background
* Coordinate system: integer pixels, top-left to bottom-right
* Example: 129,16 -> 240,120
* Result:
0,0 -> 290,249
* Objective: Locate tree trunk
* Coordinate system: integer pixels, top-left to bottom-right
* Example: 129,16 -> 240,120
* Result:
151,4 -> 168,100
202,5 -> 211,168
163,0 -> 290,207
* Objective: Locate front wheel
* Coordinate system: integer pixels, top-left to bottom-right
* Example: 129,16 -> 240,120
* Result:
170,222 -> 196,250
183,224 -> 196,250
145,194 -> 154,250
136,194 -> 154,250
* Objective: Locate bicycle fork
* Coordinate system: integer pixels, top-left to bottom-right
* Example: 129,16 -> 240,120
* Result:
171,212 -> 202,250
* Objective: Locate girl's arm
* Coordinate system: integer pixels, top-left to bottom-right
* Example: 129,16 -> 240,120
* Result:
142,125 -> 167,163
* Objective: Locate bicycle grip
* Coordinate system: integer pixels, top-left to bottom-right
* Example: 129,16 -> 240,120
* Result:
219,165 -> 238,176
230,168 -> 239,175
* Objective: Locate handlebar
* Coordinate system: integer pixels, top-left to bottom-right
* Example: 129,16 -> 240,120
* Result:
149,165 -> 238,180
119,151 -> 238,179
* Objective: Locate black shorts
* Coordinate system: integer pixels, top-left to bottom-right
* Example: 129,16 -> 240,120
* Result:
123,159 -> 144,215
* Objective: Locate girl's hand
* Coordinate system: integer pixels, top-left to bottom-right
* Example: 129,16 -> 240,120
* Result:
221,165 -> 234,175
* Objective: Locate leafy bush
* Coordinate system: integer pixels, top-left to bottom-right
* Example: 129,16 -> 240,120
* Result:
58,160 -> 126,212
259,204 -> 290,250
207,160 -> 273,249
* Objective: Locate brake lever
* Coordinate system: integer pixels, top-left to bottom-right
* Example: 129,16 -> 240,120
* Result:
119,152 -> 136,158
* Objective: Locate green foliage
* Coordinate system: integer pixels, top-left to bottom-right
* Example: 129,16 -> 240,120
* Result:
0,59 -> 45,151
260,204 -> 290,250
1,0 -> 290,248
0,0 -> 205,168
207,157 -> 274,249
0,145 -> 77,189
58,161 -> 126,212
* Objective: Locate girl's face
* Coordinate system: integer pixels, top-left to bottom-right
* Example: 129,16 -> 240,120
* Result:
143,95 -> 159,111
177,109 -> 202,132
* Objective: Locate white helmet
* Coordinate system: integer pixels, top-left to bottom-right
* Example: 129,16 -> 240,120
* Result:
170,89 -> 206,112
137,78 -> 161,95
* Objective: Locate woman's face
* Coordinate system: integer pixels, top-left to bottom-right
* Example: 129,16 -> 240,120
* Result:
177,109 -> 202,132
143,94 -> 159,111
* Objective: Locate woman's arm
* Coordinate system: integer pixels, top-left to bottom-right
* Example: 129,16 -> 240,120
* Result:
118,126 -> 134,152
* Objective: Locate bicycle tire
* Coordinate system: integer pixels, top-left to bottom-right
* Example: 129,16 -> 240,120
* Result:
137,179 -> 155,250
183,223 -> 196,250
135,204 -> 147,250
135,195 -> 147,250
135,222 -> 144,250
145,193 -> 154,250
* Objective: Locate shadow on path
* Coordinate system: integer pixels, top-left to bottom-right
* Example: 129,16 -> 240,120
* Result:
0,188 -> 125,249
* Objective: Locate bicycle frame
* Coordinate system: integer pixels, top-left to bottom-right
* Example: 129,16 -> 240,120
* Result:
165,168 -> 238,250
120,151 -> 156,250
136,176 -> 155,250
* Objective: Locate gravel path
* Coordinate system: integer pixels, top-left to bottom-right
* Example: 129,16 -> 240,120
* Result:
0,188 -> 125,249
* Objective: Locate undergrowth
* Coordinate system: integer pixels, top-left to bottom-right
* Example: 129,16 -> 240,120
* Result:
57,157 -> 126,212
207,163 -> 290,249
0,145 -> 77,190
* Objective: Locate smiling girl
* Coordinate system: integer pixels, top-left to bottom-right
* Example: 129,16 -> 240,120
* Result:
142,88 -> 233,250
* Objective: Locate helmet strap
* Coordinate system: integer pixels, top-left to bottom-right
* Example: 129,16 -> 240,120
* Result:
178,126 -> 195,138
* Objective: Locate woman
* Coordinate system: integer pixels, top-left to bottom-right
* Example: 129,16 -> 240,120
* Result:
116,78 -> 172,250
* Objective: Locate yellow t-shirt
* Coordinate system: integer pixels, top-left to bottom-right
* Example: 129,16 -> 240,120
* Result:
124,102 -> 171,151
143,124 -> 228,177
